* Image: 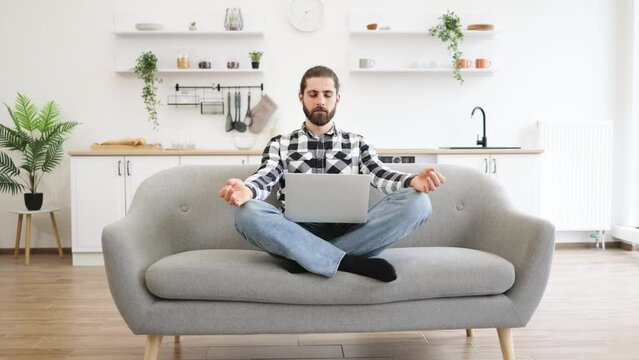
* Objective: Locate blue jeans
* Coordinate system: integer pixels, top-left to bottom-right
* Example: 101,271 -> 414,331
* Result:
234,188 -> 432,278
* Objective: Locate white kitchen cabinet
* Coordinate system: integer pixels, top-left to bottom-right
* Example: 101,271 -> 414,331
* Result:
437,154 -> 540,216
124,156 -> 180,209
70,155 -> 179,263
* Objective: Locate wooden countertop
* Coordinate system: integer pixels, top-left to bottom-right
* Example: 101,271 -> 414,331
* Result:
69,148 -> 543,156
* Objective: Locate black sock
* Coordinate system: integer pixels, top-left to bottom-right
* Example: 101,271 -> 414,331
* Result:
278,258 -> 307,274
338,255 -> 397,282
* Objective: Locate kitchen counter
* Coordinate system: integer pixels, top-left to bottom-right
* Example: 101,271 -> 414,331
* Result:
68,148 -> 543,156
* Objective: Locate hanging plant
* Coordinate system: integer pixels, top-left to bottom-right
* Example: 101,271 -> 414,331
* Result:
428,10 -> 465,84
133,51 -> 163,129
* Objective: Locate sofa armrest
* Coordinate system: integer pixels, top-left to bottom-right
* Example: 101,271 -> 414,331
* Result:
463,209 -> 555,325
102,212 -> 175,334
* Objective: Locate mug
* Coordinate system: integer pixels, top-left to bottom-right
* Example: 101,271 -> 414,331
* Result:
359,58 -> 376,69
475,58 -> 492,69
455,58 -> 473,69
226,61 -> 240,69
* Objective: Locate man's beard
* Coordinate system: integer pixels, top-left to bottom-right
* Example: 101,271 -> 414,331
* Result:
303,104 -> 336,126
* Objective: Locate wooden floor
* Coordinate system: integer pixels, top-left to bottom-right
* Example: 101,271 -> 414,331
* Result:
1,248 -> 638,360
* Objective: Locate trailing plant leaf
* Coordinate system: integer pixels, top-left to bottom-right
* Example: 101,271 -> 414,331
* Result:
133,51 -> 163,129
428,10 -> 465,84
0,93 -> 79,194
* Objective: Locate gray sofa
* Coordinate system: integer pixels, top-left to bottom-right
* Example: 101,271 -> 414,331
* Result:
102,164 -> 555,360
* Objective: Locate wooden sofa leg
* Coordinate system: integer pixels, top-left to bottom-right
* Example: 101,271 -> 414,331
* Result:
466,328 -> 474,337
144,335 -> 163,360
174,335 -> 182,343
496,328 -> 514,360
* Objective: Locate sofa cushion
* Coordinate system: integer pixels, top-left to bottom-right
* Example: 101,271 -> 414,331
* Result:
145,247 -> 515,305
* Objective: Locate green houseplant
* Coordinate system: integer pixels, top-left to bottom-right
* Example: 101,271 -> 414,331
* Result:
249,51 -> 263,69
428,10 -> 465,84
0,93 -> 79,210
133,51 -> 163,129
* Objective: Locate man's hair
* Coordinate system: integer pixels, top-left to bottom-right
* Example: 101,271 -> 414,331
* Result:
299,65 -> 340,94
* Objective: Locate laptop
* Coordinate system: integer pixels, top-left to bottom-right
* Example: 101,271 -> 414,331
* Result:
284,173 -> 371,223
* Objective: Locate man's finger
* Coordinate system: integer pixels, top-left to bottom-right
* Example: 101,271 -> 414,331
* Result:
426,177 -> 435,192
428,171 -> 441,187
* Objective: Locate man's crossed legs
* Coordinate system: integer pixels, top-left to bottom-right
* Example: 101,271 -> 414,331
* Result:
234,188 -> 432,282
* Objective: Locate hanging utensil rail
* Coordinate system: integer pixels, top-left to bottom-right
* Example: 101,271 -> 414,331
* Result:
175,83 -> 264,92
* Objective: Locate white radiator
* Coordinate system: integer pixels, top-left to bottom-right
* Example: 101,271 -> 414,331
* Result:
538,121 -> 612,231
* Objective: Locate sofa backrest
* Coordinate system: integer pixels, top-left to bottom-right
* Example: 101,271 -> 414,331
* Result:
127,164 -> 511,253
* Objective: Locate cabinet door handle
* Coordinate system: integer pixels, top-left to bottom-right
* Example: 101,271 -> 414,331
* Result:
126,160 -> 131,176
118,160 -> 122,176
483,158 -> 488,173
492,158 -> 497,174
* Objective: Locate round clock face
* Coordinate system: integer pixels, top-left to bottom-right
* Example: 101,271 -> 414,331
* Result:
288,0 -> 324,32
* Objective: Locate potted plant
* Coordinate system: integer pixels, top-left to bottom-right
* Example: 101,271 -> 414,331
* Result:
428,10 -> 465,84
0,93 -> 79,210
133,51 -> 163,129
189,21 -> 197,31
249,51 -> 263,69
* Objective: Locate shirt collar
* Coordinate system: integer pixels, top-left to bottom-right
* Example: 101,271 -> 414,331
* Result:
301,122 -> 338,138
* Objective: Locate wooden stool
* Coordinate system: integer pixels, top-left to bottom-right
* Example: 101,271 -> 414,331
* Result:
10,207 -> 64,265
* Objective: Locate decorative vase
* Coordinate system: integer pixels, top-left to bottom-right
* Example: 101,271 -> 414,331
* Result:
24,193 -> 43,211
251,61 -> 260,69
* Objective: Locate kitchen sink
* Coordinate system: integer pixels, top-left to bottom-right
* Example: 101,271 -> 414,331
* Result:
439,146 -> 522,149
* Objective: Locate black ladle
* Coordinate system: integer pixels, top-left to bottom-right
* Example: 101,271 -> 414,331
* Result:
234,90 -> 247,132
243,91 -> 253,127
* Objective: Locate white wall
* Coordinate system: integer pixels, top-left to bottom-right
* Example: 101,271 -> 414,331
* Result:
0,0 -> 625,248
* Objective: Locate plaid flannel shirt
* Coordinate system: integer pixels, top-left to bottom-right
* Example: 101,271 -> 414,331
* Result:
244,123 -> 415,207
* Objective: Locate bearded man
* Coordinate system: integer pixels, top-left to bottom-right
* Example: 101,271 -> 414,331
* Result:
218,65 -> 445,282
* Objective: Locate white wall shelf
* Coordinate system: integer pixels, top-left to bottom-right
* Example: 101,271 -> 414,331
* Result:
112,30 -> 264,38
350,30 -> 497,38
348,12 -> 498,78
115,68 -> 263,75
350,68 -> 495,74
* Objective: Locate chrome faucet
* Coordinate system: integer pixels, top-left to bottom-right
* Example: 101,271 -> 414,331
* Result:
472,106 -> 487,147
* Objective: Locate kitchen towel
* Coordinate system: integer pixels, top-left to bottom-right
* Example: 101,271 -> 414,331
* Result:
249,94 -> 278,134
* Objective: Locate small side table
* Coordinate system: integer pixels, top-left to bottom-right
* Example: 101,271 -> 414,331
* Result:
9,207 -> 65,265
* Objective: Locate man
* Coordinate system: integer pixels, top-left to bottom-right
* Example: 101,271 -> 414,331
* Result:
218,65 -> 445,282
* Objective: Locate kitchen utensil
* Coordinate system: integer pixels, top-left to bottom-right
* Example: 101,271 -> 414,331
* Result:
225,91 -> 234,132
243,91 -> 253,127
234,91 -> 247,132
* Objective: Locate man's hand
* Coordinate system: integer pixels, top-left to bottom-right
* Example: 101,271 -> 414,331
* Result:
218,178 -> 252,207
410,167 -> 446,193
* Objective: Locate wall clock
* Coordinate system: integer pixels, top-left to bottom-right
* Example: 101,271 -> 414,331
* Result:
288,0 -> 324,32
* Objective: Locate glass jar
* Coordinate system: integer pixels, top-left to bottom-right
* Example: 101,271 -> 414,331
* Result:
177,50 -> 189,69
224,8 -> 244,31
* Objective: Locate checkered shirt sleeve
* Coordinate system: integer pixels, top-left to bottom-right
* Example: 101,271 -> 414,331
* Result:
359,138 -> 415,195
243,136 -> 285,200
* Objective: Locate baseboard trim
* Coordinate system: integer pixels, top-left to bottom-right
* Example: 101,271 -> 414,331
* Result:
0,247 -> 71,255
554,242 -> 623,250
